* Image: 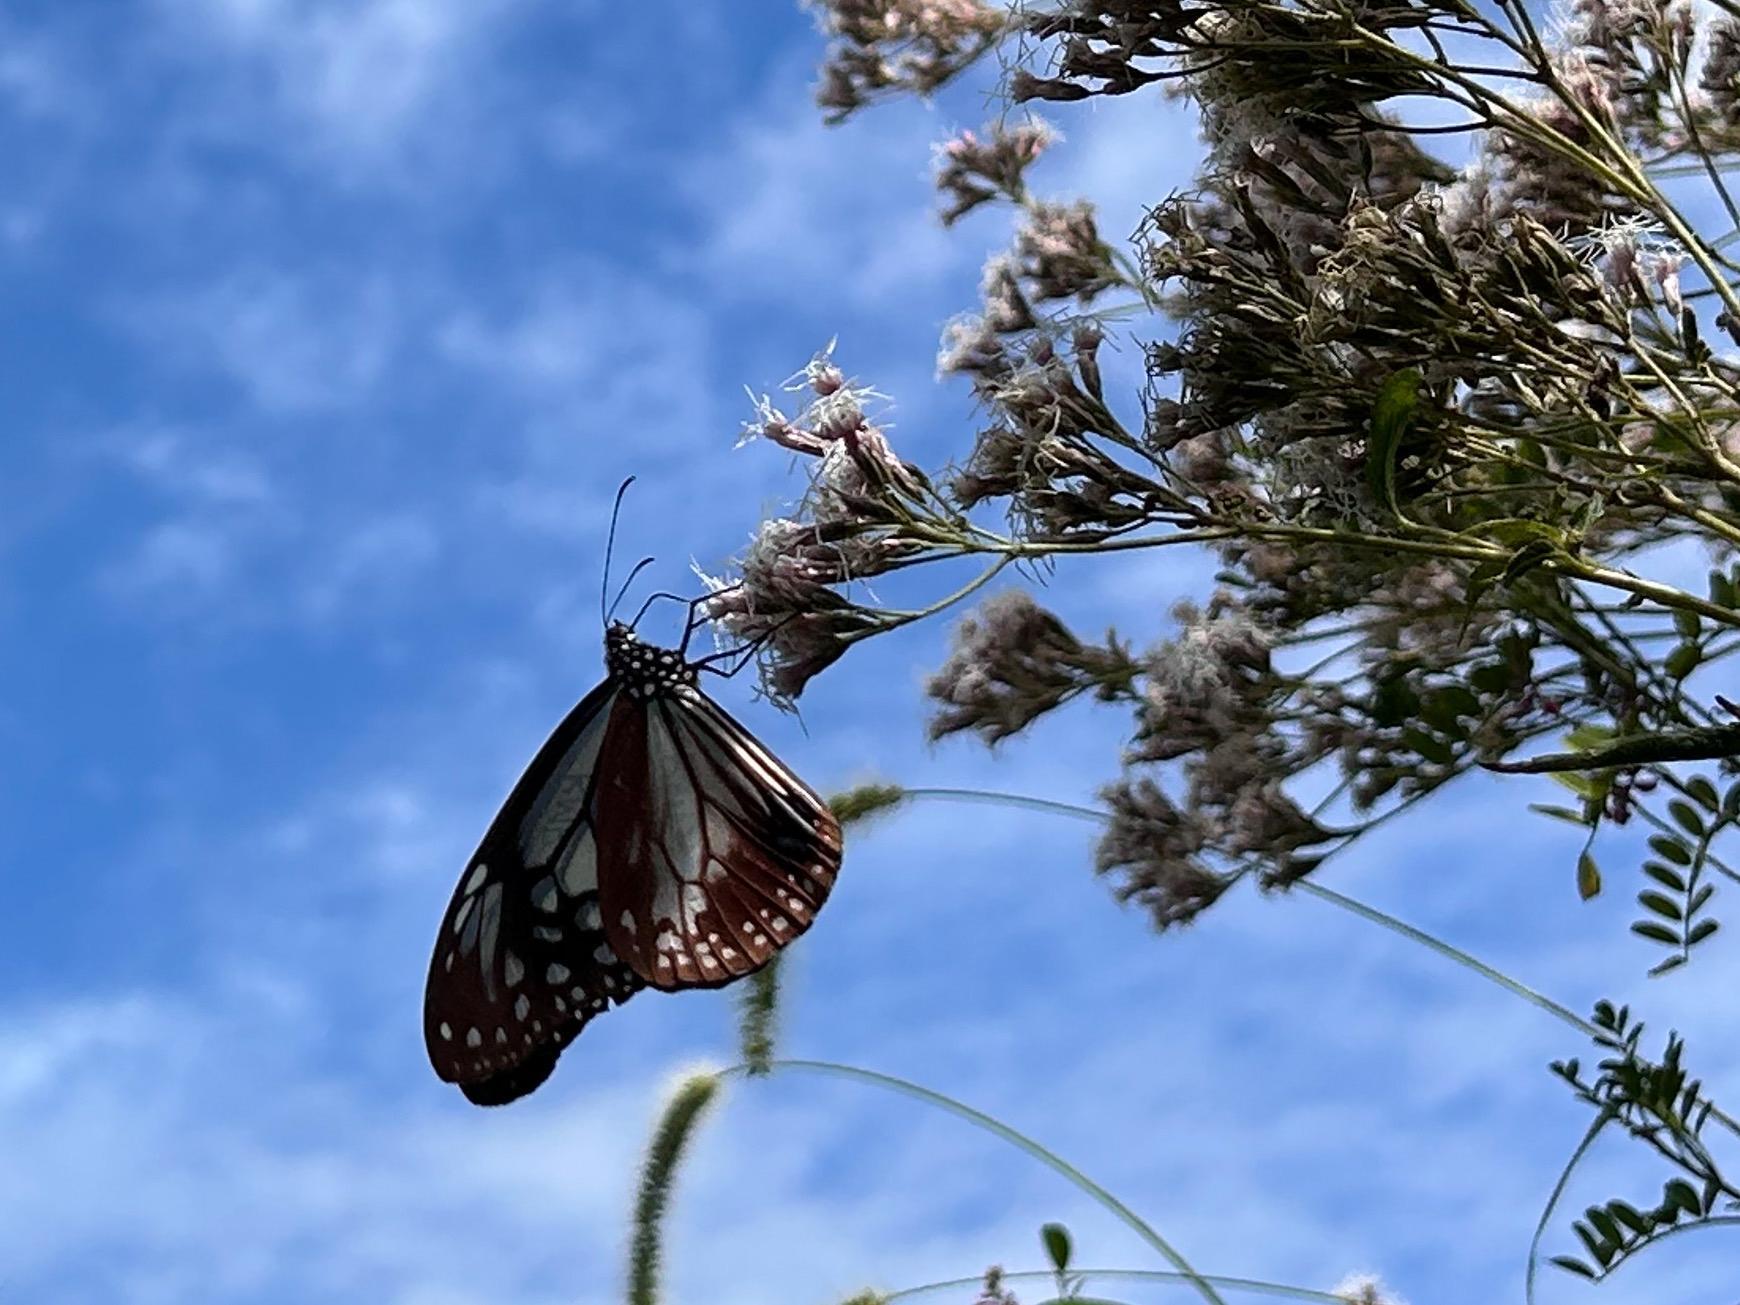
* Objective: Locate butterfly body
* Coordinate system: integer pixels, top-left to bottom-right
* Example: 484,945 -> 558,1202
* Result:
425,621 -> 842,1105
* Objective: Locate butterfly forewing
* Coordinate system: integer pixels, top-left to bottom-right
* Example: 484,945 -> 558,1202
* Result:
424,680 -> 647,1104
596,689 -> 842,992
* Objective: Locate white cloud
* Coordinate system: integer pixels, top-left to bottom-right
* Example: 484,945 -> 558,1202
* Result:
106,519 -> 240,596
117,427 -> 276,506
130,268 -> 398,414
687,86 -> 967,312
153,0 -> 512,170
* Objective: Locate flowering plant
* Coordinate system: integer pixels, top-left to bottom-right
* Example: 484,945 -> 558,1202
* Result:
683,0 -> 1740,1292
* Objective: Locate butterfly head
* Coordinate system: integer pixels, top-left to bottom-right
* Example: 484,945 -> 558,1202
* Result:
605,621 -> 697,699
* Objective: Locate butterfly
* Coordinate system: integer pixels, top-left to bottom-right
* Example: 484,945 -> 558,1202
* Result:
423,610 -> 844,1105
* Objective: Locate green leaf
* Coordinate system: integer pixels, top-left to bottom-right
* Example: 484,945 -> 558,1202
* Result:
1686,775 -> 1719,810
1669,800 -> 1706,837
1688,918 -> 1720,945
1564,724 -> 1618,751
1608,1201 -> 1653,1237
1584,1206 -> 1622,1249
1370,674 -> 1419,728
1710,569 -> 1736,607
1366,369 -> 1421,517
1637,890 -> 1684,921
1665,1178 -> 1701,1216
1502,538 -> 1559,584
1464,517 -> 1568,547
1549,771 -> 1606,799
1673,609 -> 1702,640
1420,691 -> 1466,735
1529,803 -> 1590,825
1573,1219 -> 1615,1267
1631,920 -> 1680,945
1649,953 -> 1688,976
1040,1222 -> 1073,1274
1469,661 -> 1511,694
1577,851 -> 1602,900
1462,556 -> 1508,615
1725,783 -> 1740,822
1549,1256 -> 1596,1279
1649,835 -> 1693,866
1665,641 -> 1702,680
1688,883 -> 1714,915
1642,862 -> 1688,892
1402,727 -> 1455,766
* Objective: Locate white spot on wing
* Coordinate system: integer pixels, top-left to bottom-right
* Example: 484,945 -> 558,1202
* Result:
681,883 -> 708,923
457,900 -> 482,956
547,963 -> 571,984
463,863 -> 489,895
504,952 -> 524,988
451,896 -> 476,935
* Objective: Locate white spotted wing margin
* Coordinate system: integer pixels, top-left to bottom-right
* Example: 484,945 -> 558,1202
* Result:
593,686 -> 844,993
425,656 -> 843,1107
423,680 -> 647,1106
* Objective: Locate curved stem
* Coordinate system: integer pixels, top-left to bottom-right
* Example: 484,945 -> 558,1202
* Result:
882,1267 -> 1350,1304
890,787 -> 1601,1035
726,1059 -> 1227,1305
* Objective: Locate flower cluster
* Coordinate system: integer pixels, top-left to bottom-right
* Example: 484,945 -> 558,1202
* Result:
926,590 -> 1136,742
718,0 -> 1740,940
703,349 -> 952,703
809,0 -> 1006,121
933,120 -> 1054,225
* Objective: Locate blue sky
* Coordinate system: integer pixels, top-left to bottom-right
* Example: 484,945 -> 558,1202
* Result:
2,2 -> 1736,1302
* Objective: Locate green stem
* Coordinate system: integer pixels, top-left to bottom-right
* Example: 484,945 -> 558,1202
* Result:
727,1059 -> 1227,1305
890,787 -> 1599,1038
881,1267 -> 1349,1304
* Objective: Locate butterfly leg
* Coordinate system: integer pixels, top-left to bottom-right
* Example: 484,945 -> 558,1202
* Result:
678,585 -> 745,654
690,609 -> 805,679
627,590 -> 694,630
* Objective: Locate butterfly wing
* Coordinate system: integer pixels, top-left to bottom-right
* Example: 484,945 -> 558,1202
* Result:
424,679 -> 648,1105
593,685 -> 843,991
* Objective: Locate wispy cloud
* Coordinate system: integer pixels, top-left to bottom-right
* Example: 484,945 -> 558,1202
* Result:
686,86 -> 966,313
126,268 -> 399,414
150,0 -> 515,174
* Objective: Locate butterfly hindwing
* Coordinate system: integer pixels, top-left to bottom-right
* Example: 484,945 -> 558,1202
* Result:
423,680 -> 647,1104
595,685 -> 843,992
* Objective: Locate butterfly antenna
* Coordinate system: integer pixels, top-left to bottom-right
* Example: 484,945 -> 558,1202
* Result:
607,555 -> 657,624
600,476 -> 636,631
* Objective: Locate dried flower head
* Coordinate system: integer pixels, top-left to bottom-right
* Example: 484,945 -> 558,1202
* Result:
1014,200 -> 1117,301
811,0 -> 1006,120
934,119 -> 1056,224
927,591 -> 1134,741
1096,777 -> 1230,929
